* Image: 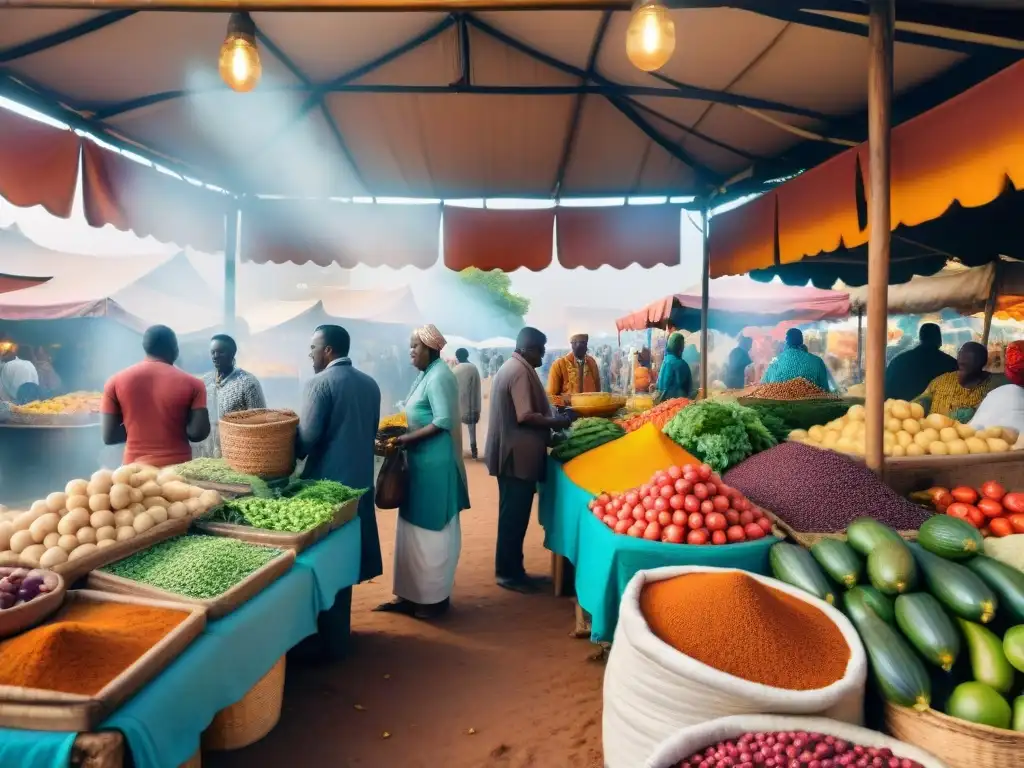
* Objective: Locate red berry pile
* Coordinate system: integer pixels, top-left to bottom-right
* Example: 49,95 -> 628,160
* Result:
674,730 -> 924,768
587,463 -> 773,545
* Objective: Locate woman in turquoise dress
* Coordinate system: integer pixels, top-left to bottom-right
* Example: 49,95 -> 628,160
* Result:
656,332 -> 692,400
374,324 -> 470,620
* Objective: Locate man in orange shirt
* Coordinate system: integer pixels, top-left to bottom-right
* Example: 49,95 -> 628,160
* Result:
101,325 -> 210,467
546,332 -> 601,401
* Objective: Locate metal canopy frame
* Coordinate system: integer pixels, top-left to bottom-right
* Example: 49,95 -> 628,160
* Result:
0,0 -> 1021,198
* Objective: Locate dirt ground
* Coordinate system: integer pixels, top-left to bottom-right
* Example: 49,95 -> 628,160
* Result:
207,456 -> 606,768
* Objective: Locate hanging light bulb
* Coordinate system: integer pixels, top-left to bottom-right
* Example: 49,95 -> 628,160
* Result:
626,0 -> 676,73
218,12 -> 262,93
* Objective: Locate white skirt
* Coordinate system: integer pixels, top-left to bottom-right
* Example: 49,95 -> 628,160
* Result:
393,514 -> 462,605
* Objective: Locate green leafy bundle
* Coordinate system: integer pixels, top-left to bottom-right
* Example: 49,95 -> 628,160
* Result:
662,400 -> 778,472
550,417 -> 625,462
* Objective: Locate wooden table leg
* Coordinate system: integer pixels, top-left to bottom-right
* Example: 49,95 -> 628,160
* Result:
71,731 -> 124,768
551,551 -> 565,597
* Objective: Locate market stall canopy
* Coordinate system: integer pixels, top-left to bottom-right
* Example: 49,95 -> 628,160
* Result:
615,275 -> 850,335
844,261 -> 1003,316
240,286 -> 424,335
0,249 -> 225,333
709,57 -> 1024,285
0,2 -> 1019,268
0,273 -> 49,294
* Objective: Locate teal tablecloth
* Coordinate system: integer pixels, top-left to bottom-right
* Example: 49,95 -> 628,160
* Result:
0,519 -> 362,768
538,458 -> 777,643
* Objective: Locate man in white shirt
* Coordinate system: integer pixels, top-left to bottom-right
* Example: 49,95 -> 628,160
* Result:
0,342 -> 40,403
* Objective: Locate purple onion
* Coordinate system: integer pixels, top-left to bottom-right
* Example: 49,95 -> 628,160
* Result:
0,592 -> 14,609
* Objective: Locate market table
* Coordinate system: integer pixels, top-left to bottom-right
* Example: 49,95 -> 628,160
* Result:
0,518 -> 362,768
538,459 -> 778,643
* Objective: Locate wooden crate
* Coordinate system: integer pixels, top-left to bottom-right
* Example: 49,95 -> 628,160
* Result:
883,450 -> 1024,497
51,518 -> 190,585
0,590 -> 206,732
86,547 -> 295,620
193,518 -> 331,553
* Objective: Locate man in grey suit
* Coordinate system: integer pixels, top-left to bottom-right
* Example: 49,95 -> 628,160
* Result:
297,324 -> 383,585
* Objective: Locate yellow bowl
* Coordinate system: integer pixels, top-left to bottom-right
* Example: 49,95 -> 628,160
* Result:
570,392 -> 617,407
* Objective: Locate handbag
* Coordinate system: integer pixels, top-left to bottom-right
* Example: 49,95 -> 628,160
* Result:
375,448 -> 408,509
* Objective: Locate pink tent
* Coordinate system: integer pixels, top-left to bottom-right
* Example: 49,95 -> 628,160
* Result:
616,275 -> 850,336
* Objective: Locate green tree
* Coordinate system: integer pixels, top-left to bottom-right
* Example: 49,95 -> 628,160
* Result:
457,268 -> 531,319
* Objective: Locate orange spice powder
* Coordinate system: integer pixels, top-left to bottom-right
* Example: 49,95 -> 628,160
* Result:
639,571 -> 850,690
0,601 -> 189,696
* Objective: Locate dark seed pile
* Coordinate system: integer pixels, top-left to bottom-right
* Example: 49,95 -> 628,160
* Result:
724,442 -> 931,533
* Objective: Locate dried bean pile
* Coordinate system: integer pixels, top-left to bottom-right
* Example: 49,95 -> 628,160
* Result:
672,730 -> 925,768
724,442 -> 930,533
747,377 -> 839,401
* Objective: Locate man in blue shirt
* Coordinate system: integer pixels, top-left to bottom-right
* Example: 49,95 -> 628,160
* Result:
761,328 -> 830,391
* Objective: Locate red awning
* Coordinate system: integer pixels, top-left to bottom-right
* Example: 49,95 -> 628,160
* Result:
0,109 -> 79,219
0,274 -> 50,295
616,275 -> 850,334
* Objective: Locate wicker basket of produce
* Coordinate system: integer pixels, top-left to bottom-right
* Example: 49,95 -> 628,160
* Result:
885,701 -> 1021,768
202,656 -> 286,751
219,409 -> 298,478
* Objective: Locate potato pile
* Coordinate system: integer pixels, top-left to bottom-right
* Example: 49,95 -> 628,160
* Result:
789,399 -> 1015,458
0,465 -> 221,568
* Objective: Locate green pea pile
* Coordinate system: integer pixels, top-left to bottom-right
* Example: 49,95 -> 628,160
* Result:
217,497 -> 336,532
102,535 -> 282,599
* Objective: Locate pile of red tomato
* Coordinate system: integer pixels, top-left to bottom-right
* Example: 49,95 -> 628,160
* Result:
920,481 -> 1024,537
586,463 -> 773,545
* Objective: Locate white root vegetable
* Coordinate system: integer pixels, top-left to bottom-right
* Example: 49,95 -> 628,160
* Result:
129,487 -> 144,504
142,497 -> 169,510
183,499 -> 201,516
113,509 -> 135,528
66,495 -> 89,514
20,544 -> 45,566
161,481 -> 192,503
76,527 -> 97,545
0,551 -> 19,566
88,494 -> 111,513
12,511 -> 42,532
167,502 -> 188,520
147,506 -> 168,525
10,530 -> 35,554
189,485 -> 204,499
126,503 -> 146,517
45,493 -> 68,514
90,510 -> 115,529
115,526 -> 136,542
57,513 -> 83,536
157,472 -> 186,486
43,532 -> 61,549
97,539 -> 116,549
108,484 -> 132,511
111,466 -> 136,485
29,500 -> 49,517
95,526 -> 116,542
68,543 -> 98,561
86,478 -> 113,497
198,490 -> 222,512
29,513 -> 60,543
39,547 -> 68,567
65,479 -> 88,497
57,534 -> 79,552
0,522 -> 12,552
139,481 -> 162,498
132,512 -> 155,533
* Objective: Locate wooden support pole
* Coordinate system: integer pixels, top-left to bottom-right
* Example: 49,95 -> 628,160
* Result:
224,204 -> 240,334
865,0 -> 894,473
856,308 -> 864,383
981,261 -> 1001,347
699,206 -> 710,400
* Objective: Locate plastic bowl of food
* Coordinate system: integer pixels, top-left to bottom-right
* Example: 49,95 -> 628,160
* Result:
0,565 -> 66,639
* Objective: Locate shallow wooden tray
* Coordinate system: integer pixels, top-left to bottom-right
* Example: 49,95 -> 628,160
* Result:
331,497 -> 360,530
192,517 -> 331,553
186,479 -> 252,497
51,518 -> 191,585
86,546 -> 295,620
0,568 -> 66,639
0,590 -> 206,732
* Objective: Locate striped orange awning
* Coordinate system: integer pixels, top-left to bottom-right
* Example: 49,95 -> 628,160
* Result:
710,60 -> 1024,278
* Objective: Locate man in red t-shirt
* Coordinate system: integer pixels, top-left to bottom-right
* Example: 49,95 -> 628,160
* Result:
101,325 -> 211,467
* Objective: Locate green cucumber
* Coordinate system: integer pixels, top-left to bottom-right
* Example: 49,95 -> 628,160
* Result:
894,593 -> 961,671
966,556 -> 1024,623
917,515 -> 984,561
846,517 -> 904,556
908,543 -> 998,624
1013,695 -> 1024,732
845,587 -> 931,710
867,541 -> 918,595
1005,626 -> 1024,673
769,542 -> 835,605
811,538 -> 863,588
846,586 -> 895,624
958,618 -> 1015,695
947,681 -> 1011,729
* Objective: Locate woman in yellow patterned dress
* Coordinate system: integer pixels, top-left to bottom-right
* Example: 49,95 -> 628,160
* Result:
916,341 -> 1004,422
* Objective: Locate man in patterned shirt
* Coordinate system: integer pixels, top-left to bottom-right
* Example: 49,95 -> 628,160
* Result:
760,328 -> 830,392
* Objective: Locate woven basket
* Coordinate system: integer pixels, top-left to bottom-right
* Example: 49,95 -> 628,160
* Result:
219,409 -> 298,478
179,751 -> 201,768
202,656 -> 286,751
885,701 -> 1024,768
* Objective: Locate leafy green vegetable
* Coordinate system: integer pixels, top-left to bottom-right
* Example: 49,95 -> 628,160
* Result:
662,400 -> 777,472
205,480 -> 366,532
172,458 -> 271,497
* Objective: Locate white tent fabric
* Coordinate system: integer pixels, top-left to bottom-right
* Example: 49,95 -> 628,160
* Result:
846,262 -> 995,315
